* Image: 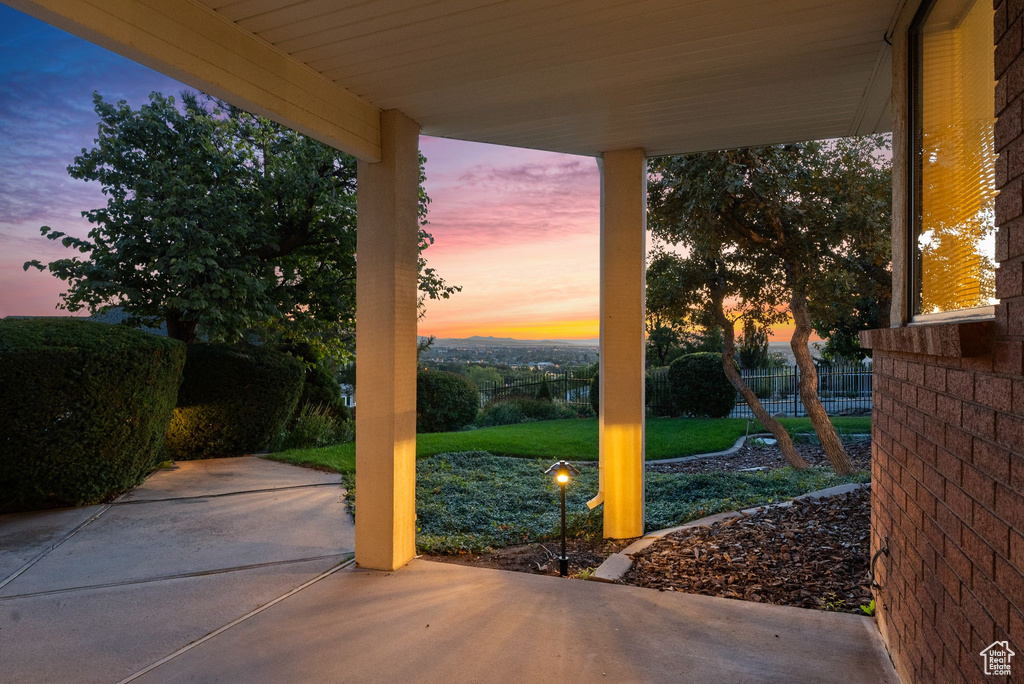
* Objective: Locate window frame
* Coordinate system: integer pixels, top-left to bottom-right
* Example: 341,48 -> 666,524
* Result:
906,0 -> 997,325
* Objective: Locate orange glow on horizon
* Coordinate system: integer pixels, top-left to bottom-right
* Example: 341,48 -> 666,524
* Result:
421,318 -> 599,341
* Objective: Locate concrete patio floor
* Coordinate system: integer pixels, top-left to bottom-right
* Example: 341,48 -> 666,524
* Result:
1,457 -> 898,684
0,457 -> 353,684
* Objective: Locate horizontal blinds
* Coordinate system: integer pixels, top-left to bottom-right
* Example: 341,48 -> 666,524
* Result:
917,0 -> 998,315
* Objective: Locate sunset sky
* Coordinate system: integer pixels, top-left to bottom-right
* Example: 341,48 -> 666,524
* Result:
0,6 -> 799,342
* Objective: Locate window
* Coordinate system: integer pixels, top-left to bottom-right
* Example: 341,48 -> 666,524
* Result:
910,0 -> 998,319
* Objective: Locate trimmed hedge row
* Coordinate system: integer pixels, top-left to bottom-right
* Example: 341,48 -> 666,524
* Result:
165,343 -> 303,460
0,319 -> 185,512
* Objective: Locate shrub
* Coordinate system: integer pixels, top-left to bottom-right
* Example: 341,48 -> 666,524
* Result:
417,370 -> 480,433
535,378 -> 553,401
668,352 -> 737,418
278,341 -> 351,423
477,396 -> 578,426
275,403 -> 353,450
298,364 -> 351,423
590,373 -> 600,413
477,400 -> 528,427
165,343 -> 304,459
0,319 -> 185,512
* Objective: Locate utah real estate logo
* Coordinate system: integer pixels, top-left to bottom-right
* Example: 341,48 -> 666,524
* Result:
979,640 -> 1014,676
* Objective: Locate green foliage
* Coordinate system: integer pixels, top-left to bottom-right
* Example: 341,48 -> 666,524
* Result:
467,365 -> 502,387
648,136 -> 892,362
860,600 -> 876,616
668,353 -> 736,418
25,92 -> 458,359
165,343 -> 304,459
590,372 -> 600,413
737,319 -> 771,369
535,378 -> 553,401
275,403 -> 352,450
477,397 -> 577,427
0,319 -> 185,512
416,370 -> 480,433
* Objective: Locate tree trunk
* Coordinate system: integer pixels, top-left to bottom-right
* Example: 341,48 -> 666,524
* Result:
713,298 -> 808,469
789,292 -> 854,475
166,315 -> 198,343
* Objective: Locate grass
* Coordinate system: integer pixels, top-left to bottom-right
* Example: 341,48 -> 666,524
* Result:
268,415 -> 871,474
352,451 -> 870,553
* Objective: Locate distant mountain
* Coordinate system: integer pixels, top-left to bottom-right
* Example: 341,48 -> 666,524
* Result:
429,335 -> 599,347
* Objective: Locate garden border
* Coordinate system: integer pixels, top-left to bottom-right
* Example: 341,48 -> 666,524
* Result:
590,482 -> 870,582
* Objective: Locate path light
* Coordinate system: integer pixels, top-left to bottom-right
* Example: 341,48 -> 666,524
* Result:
544,460 -> 581,577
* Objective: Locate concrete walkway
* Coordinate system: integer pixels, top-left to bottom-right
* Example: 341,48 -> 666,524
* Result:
1,458 -> 897,684
0,457 -> 354,684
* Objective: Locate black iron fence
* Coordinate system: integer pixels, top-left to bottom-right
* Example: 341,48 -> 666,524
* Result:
479,371 -> 593,409
477,364 -> 872,418
646,363 -> 872,418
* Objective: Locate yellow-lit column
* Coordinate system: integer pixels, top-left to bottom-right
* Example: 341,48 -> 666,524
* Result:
354,110 -> 420,571
597,148 -> 646,539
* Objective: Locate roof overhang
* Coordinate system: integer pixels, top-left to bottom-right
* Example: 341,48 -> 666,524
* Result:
6,0 -> 901,161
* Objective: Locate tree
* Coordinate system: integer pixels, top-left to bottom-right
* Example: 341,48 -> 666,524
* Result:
645,248 -> 808,469
737,318 -> 771,370
467,365 -> 502,387
648,136 -> 891,475
25,92 -> 458,362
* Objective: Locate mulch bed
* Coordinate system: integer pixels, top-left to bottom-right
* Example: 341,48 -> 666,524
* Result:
621,488 -> 872,614
646,440 -> 871,474
425,537 -> 632,578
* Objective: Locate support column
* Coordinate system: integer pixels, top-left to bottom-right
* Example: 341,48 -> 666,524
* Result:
597,148 -> 646,539
354,109 -> 420,571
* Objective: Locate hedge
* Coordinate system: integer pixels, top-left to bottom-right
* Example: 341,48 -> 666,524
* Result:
0,319 -> 185,512
165,343 -> 303,460
417,370 -> 479,433
277,340 -> 351,422
668,352 -> 736,418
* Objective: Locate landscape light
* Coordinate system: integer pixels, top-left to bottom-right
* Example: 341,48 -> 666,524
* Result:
544,460 -> 580,577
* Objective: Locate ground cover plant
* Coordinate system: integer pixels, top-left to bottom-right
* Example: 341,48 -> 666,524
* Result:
267,448 -> 868,554
268,416 -> 870,472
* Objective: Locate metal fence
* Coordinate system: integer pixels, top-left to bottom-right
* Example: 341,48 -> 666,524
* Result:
477,363 -> 872,417
479,371 -> 593,409
647,363 -> 873,418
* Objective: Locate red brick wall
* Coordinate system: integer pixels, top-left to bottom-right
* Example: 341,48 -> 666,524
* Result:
867,2 -> 1024,681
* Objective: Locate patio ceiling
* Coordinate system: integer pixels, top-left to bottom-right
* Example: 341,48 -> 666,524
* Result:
7,0 -> 899,158
197,0 -> 900,156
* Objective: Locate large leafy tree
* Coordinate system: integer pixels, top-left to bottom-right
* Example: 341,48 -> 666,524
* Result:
648,135 -> 891,476
26,92 -> 458,362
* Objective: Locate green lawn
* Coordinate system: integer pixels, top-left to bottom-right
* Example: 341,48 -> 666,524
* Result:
268,415 -> 870,475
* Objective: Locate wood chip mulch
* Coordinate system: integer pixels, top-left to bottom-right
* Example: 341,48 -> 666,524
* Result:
646,440 -> 871,474
621,488 -> 872,614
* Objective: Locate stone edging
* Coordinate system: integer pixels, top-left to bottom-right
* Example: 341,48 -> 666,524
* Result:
648,433 -> 775,464
590,482 -> 871,583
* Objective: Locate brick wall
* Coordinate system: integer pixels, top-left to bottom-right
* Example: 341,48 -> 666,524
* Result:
864,2 -> 1024,682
